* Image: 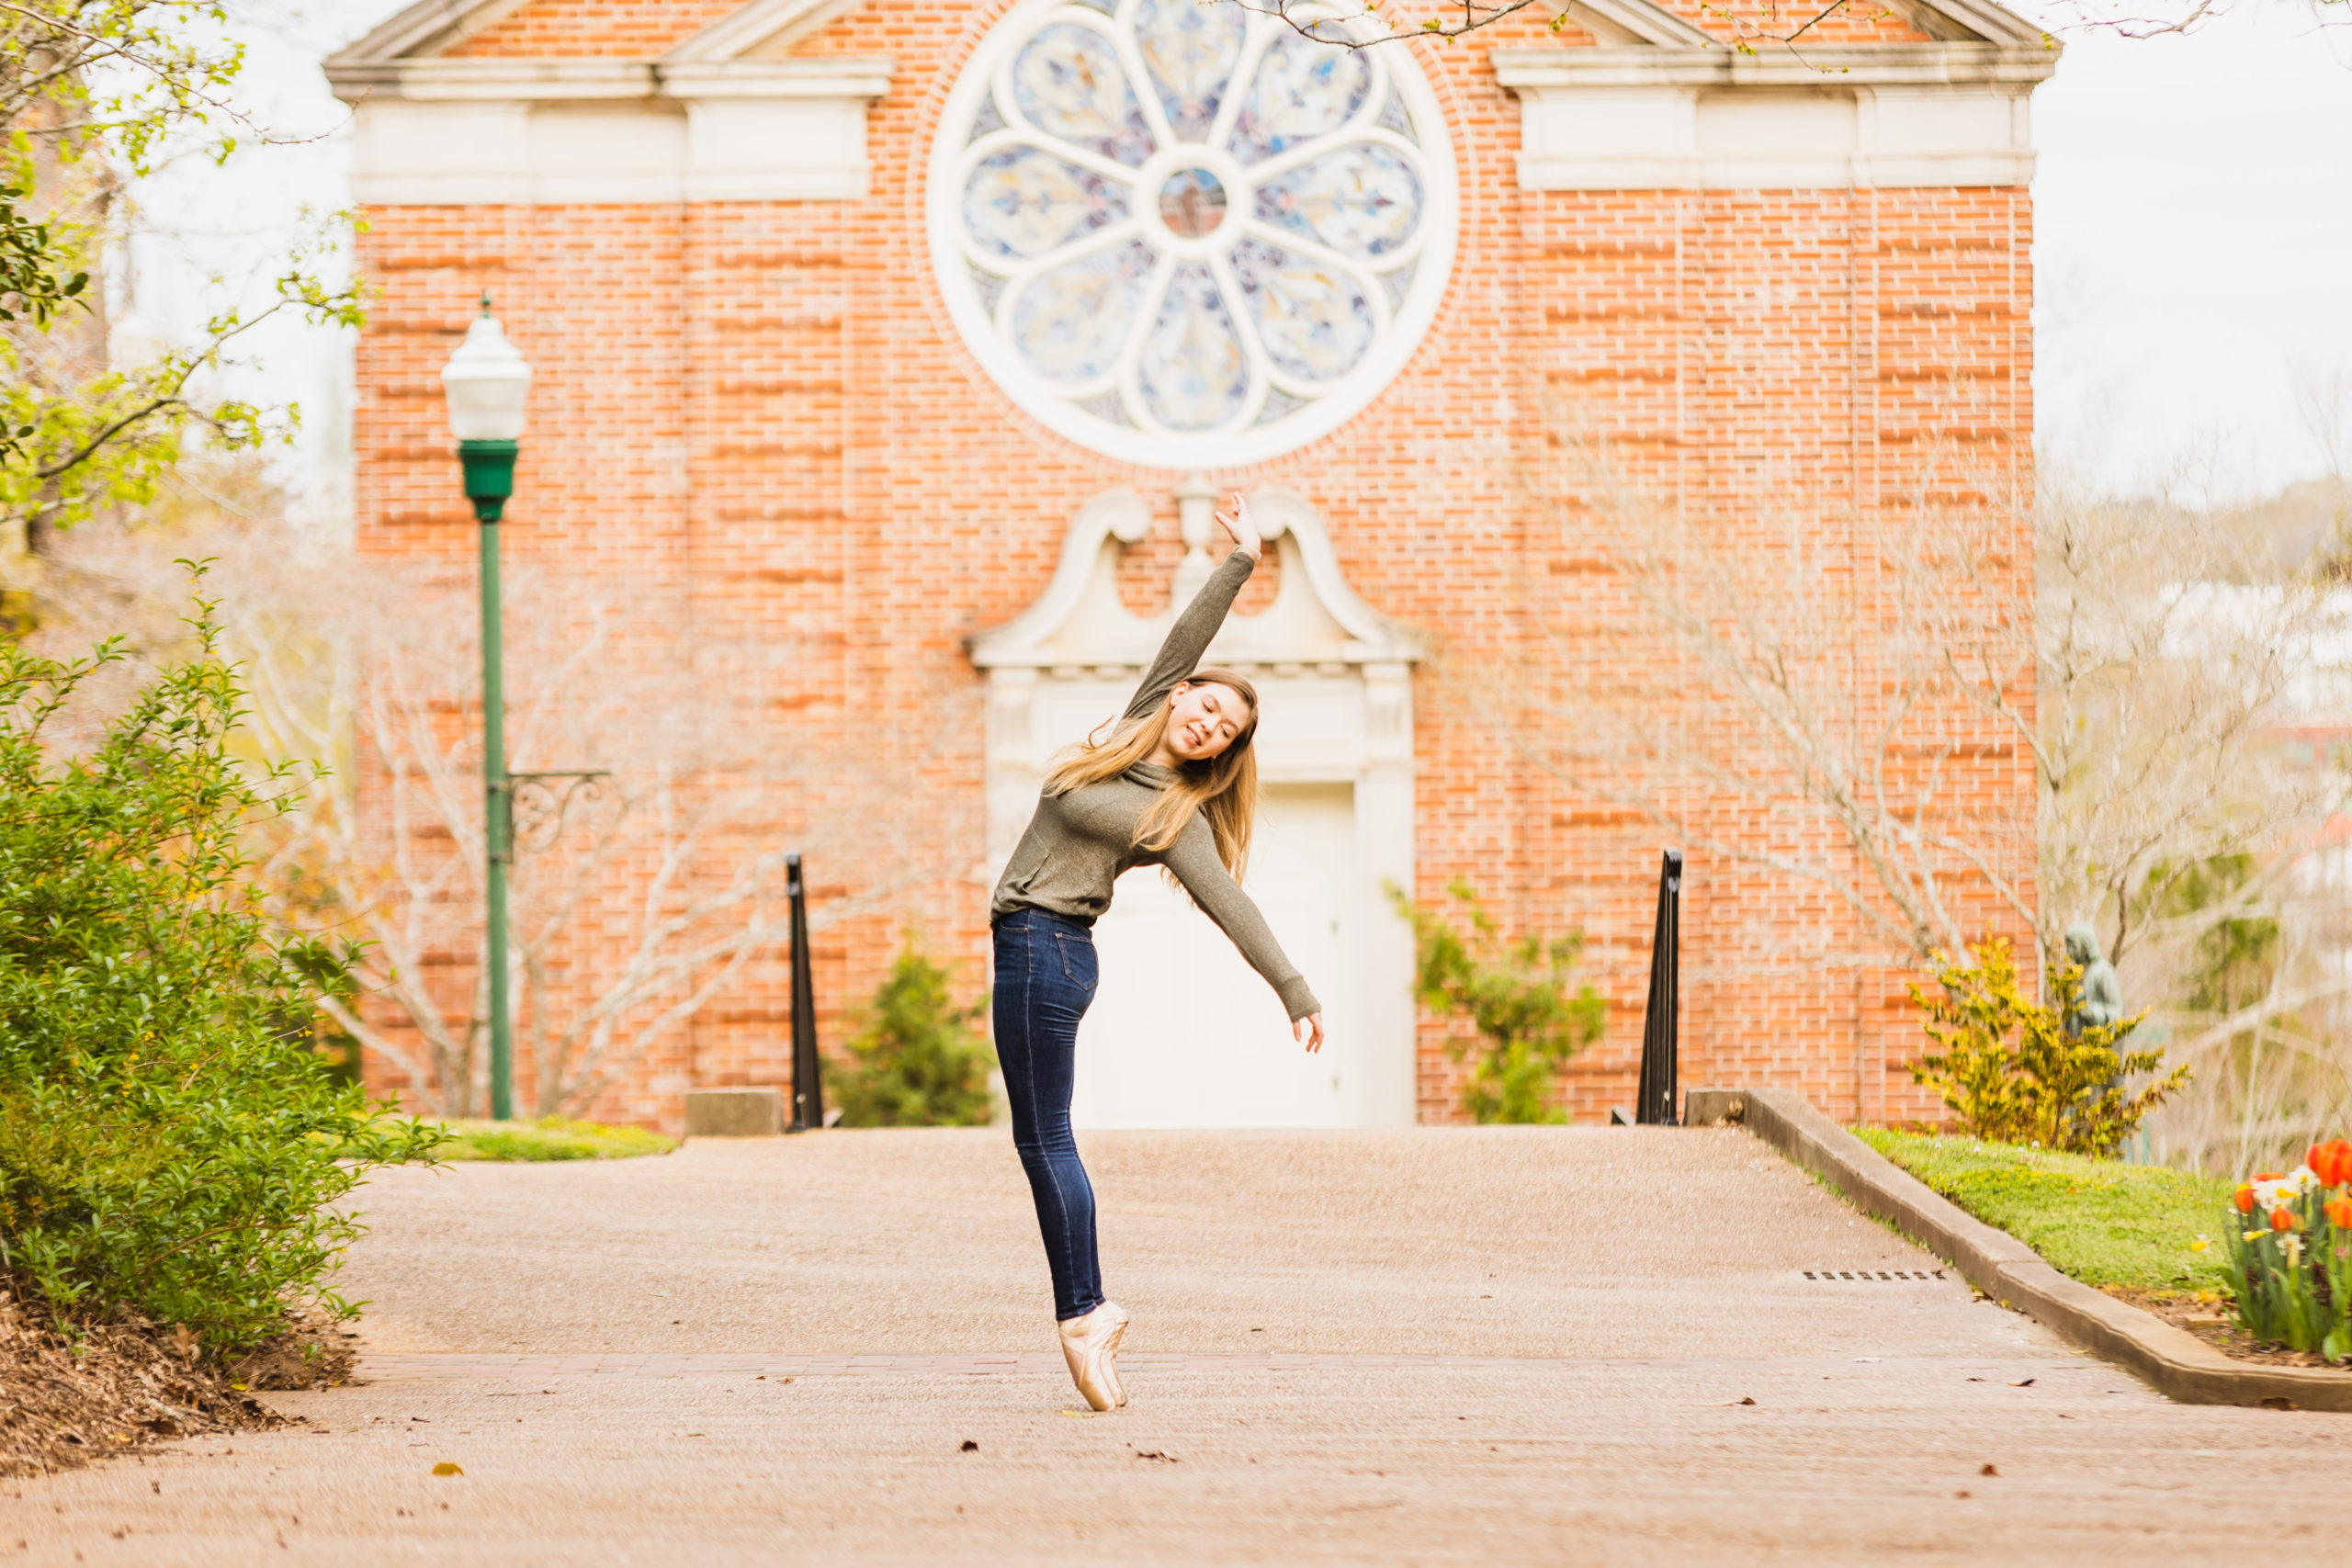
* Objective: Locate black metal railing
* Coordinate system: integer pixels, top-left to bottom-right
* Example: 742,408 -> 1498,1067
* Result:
1634,849 -> 1682,1125
786,852 -> 825,1133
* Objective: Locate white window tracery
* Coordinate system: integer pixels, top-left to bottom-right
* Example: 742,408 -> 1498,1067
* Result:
928,0 -> 1456,468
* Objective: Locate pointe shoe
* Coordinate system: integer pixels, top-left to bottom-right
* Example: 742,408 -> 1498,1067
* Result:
1057,1301 -> 1130,1412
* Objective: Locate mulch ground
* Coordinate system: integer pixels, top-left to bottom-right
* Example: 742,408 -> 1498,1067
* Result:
0,1290 -> 357,1480
2105,1286 -> 2352,1370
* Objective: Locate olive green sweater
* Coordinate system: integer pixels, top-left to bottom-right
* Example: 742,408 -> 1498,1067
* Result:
989,550 -> 1319,1021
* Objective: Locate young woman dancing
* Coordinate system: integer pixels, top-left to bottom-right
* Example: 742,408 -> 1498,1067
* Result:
989,491 -> 1327,1413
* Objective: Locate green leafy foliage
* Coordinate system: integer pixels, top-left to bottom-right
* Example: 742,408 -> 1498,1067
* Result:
832,940 -> 997,1128
0,5 -> 368,526
1859,1129 -> 2230,1295
0,582 -> 442,1350
1907,938 -> 2187,1156
1386,879 -> 1604,1124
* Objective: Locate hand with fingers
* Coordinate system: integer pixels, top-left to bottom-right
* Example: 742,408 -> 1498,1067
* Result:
1294,1012 -> 1325,1054
1214,489 -> 1262,562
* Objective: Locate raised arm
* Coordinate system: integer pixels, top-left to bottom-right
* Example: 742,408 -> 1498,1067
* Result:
1160,820 -> 1321,1024
1122,491 -> 1264,722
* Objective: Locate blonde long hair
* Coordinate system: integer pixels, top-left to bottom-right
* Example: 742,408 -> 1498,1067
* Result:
1043,668 -> 1261,881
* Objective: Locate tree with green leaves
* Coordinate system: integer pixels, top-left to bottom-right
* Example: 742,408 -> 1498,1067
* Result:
1907,936 -> 2186,1156
0,0 -> 362,547
1386,879 -> 1605,1123
0,576 -> 440,1351
832,939 -> 998,1128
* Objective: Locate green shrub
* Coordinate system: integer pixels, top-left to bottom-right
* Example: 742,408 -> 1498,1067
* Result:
1387,879 -> 1605,1124
1907,937 -> 2186,1156
832,940 -> 995,1127
0,592 -> 442,1351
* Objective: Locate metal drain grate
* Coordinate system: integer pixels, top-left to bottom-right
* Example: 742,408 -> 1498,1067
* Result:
1802,1269 -> 1947,1281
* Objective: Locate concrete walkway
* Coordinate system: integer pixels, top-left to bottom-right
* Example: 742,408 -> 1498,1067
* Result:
5,1127 -> 2339,1563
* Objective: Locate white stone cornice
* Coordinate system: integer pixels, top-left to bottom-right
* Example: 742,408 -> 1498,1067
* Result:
1490,42 -> 2059,89
331,54 -> 895,205
325,55 -> 895,104
1490,42 -> 2056,190
656,60 -> 896,99
326,58 -> 658,101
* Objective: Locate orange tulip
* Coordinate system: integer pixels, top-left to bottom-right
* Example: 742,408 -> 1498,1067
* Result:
2236,1184 -> 2257,1213
2257,1171 -> 2285,1181
2307,1142 -> 2352,1187
2325,1198 -> 2352,1229
2273,1207 -> 2299,1232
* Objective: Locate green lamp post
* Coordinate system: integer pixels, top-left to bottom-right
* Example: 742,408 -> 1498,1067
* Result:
440,295 -> 533,1121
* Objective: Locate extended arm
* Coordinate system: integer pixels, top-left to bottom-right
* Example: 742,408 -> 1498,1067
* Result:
1121,491 -> 1264,722
1161,821 -> 1320,1024
1123,550 -> 1255,723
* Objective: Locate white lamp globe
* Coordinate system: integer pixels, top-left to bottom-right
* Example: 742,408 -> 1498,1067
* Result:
440,302 -> 532,443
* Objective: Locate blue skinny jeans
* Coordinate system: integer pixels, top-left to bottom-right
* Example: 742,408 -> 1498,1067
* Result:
991,907 -> 1103,1322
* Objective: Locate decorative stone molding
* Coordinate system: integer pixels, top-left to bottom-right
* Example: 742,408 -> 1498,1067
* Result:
967,479 -> 1422,677
1490,0 -> 2058,192
325,0 -> 892,204
969,480 -> 1421,1124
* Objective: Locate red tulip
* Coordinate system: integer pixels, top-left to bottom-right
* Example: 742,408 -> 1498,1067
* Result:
2236,1184 -> 2257,1213
2273,1207 -> 2299,1232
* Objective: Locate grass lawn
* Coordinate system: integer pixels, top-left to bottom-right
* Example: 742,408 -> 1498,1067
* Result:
1857,1130 -> 2233,1297
430,1116 -> 676,1162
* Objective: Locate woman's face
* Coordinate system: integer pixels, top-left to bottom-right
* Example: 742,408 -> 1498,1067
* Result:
1163,680 -> 1252,762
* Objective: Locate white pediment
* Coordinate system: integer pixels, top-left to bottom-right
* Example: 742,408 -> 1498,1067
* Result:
967,480 -> 1420,675
1492,0 -> 2054,191
324,0 -> 891,204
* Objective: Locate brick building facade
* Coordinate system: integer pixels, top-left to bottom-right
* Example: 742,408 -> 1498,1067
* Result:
328,0 -> 2055,1130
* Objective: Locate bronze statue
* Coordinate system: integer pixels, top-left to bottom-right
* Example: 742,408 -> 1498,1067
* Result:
2064,923 -> 2124,1034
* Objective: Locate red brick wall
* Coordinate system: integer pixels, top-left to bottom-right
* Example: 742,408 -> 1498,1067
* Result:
352,0 -> 2038,1130
448,0 -> 743,57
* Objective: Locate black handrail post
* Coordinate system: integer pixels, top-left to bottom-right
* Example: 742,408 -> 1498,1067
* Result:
786,852 -> 824,1133
1635,849 -> 1682,1125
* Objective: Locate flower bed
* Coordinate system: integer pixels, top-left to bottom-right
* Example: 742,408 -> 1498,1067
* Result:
2222,1140 -> 2352,1361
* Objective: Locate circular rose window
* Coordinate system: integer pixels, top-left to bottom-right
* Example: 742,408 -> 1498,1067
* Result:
927,0 -> 1457,468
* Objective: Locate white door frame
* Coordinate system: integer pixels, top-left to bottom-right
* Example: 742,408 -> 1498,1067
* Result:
968,477 -> 1423,1126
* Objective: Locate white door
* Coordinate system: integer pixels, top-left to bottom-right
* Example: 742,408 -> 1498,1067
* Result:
1072,782 -> 1362,1128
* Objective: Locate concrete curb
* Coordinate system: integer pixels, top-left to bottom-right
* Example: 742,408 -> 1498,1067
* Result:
1686,1085 -> 2352,1412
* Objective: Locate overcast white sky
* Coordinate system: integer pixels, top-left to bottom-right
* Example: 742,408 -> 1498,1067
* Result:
123,0 -> 2352,514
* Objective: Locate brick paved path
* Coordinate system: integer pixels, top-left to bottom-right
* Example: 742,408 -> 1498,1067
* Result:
5,1129 -> 2340,1565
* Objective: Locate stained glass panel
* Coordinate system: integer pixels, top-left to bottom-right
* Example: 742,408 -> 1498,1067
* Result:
1012,24 -> 1156,165
1012,239 -> 1159,383
1137,264 -> 1250,430
1230,238 -> 1373,383
965,147 -> 1129,259
1255,143 -> 1421,257
1228,33 -> 1370,164
1135,0 -> 1245,143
